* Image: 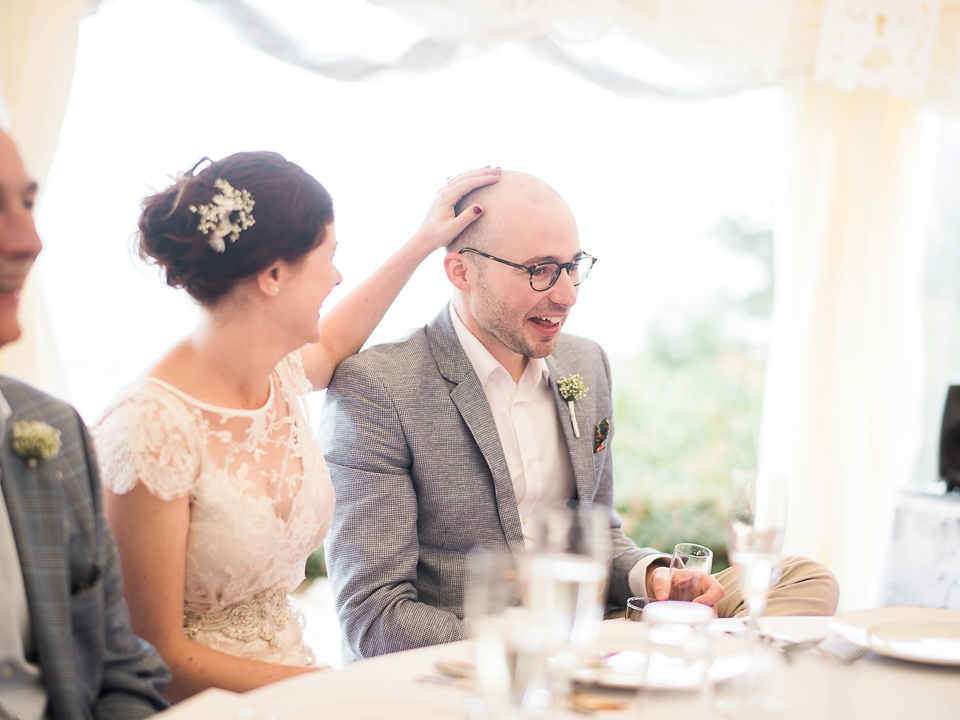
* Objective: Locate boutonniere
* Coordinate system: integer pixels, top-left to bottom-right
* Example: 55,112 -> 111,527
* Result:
557,374 -> 588,438
11,421 -> 62,467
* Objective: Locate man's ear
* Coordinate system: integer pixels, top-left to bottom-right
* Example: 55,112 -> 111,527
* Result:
256,261 -> 284,297
443,251 -> 471,292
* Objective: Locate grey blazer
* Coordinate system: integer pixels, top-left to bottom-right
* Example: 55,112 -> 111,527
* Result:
0,377 -> 170,719
321,306 -> 655,662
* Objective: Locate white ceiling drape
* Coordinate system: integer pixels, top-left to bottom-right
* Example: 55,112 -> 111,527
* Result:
4,0 -> 955,609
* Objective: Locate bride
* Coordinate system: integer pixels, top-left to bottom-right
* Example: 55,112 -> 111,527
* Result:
94,151 -> 498,701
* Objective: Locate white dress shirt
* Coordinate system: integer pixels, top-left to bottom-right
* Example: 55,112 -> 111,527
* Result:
450,305 -> 575,546
450,306 -> 662,599
0,391 -> 49,720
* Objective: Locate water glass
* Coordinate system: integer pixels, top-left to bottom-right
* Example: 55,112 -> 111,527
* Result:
527,504 -> 610,650
625,596 -> 649,621
668,542 -> 714,602
465,549 -> 550,718
641,600 -> 714,704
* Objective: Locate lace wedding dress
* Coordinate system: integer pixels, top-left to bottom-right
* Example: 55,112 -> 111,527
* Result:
94,350 -> 333,665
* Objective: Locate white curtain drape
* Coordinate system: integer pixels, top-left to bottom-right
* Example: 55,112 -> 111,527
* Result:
0,0 -> 96,396
760,80 -> 927,605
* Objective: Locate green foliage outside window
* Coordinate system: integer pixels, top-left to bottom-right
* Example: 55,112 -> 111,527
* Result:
612,217 -> 773,572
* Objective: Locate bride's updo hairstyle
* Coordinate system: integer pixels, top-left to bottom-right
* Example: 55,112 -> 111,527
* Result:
137,151 -> 333,306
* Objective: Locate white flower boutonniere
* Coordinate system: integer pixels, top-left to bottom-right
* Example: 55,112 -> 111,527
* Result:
557,374 -> 588,438
12,421 -> 62,467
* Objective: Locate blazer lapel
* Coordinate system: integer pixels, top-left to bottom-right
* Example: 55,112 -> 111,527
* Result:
546,356 -> 596,505
426,307 -> 525,557
0,408 -> 71,678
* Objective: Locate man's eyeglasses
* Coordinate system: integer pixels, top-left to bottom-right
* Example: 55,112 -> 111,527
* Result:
458,248 -> 597,292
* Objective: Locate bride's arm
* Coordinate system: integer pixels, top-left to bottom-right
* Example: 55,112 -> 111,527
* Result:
104,485 -> 317,702
299,167 -> 500,390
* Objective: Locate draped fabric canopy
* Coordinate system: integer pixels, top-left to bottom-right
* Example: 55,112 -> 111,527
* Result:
197,0 -> 960,107
4,0 -> 956,608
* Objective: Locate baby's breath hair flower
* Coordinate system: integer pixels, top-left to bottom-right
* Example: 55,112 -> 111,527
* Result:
11,420 -> 62,467
557,374 -> 588,438
188,177 -> 256,253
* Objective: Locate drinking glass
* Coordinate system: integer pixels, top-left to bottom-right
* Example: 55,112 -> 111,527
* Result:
527,504 -> 610,707
465,549 -> 550,719
625,596 -> 648,621
723,469 -> 789,714
527,504 -> 610,650
641,600 -> 715,706
727,470 -> 788,631
668,542 -> 714,602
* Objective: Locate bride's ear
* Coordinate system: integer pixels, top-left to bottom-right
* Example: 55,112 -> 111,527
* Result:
256,261 -> 284,297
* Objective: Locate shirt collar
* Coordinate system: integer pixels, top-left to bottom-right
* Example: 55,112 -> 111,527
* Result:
0,389 -> 11,436
449,304 -> 550,389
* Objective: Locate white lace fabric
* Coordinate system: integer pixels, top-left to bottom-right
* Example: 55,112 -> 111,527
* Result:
94,350 -> 332,666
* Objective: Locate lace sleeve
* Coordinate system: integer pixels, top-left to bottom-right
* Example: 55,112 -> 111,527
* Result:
94,385 -> 200,501
277,349 -> 312,397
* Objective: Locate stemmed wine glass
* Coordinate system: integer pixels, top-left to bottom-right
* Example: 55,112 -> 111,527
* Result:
727,469 -> 788,631
724,469 -> 789,712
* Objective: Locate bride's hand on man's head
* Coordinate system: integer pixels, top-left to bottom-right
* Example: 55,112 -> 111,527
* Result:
410,166 -> 501,253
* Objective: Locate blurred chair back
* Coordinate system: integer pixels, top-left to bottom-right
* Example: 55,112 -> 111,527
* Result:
939,385 -> 960,493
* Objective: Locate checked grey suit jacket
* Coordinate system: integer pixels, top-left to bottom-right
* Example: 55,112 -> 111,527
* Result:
0,376 -> 170,719
321,306 -> 657,663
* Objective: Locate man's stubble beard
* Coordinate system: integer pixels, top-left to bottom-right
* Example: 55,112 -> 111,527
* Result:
471,276 -> 562,361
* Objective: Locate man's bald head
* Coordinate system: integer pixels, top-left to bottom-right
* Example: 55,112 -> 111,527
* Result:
448,170 -> 566,254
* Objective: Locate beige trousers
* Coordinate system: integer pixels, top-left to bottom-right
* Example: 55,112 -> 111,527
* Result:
715,555 -> 839,618
607,555 -> 839,619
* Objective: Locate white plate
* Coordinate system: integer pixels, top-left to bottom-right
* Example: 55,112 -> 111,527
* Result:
829,607 -> 960,666
575,633 -> 752,690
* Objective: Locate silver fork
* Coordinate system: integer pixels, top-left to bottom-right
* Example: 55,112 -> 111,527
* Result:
836,644 -> 869,663
818,638 -> 869,664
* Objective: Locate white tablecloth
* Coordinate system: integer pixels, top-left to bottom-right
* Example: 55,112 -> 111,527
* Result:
156,616 -> 960,719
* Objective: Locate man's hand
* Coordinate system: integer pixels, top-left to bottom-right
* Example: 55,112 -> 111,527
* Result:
646,565 -> 725,612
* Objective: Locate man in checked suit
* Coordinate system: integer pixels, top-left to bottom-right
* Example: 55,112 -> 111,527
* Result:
0,127 -> 170,717
321,171 -> 838,662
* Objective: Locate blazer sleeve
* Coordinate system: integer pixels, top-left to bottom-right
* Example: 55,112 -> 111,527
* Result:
320,356 -> 464,662
76,411 -> 171,719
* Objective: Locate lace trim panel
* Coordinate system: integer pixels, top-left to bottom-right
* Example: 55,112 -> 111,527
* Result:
183,586 -> 289,647
815,0 -> 941,96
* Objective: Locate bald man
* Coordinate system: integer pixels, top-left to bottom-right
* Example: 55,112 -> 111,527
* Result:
320,171 -> 838,662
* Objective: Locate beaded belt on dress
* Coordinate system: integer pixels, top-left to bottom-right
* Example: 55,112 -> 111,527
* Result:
183,586 -> 289,646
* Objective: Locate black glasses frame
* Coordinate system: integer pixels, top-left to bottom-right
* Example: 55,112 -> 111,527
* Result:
458,248 -> 597,292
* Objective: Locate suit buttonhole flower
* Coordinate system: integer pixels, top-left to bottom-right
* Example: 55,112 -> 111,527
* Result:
12,421 -> 62,467
557,374 -> 588,438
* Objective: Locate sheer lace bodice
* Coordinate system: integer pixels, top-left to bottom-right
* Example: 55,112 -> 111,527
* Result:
94,350 -> 332,665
